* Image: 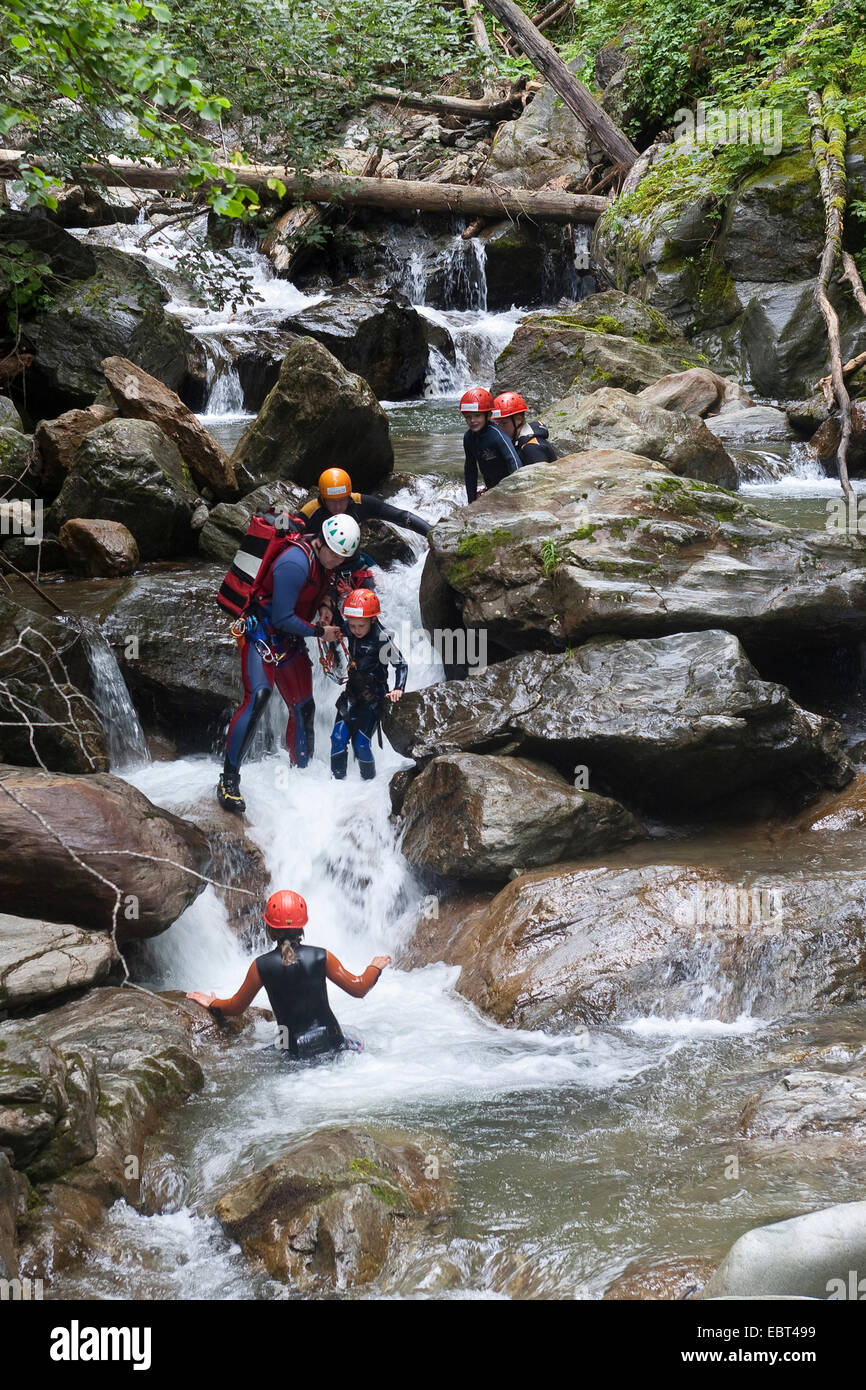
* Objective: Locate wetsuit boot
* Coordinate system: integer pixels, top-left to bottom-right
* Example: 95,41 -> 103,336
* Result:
217,759 -> 246,814
330,718 -> 349,779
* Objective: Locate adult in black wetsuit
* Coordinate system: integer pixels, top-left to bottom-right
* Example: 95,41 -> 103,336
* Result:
330,587 -> 407,781
459,386 -> 522,503
187,890 -> 390,1060
492,391 -> 559,465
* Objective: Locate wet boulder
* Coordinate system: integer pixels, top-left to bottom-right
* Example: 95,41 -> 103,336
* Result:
808,399 -> 866,473
101,355 -> 237,498
232,337 -> 394,493
0,1028 -> 99,1180
0,396 -> 23,432
699,1202 -> 866,1300
0,594 -> 108,773
637,367 -> 752,417
44,184 -> 139,230
401,841 -> 866,1029
0,764 -> 211,939
282,287 -> 428,399
546,387 -> 738,488
740,1071 -> 866,1142
384,630 -> 850,815
492,292 -> 698,408
58,518 -> 140,578
399,752 -> 642,880
0,913 -> 118,1015
216,1127 -> 450,1292
480,222 -> 579,312
48,418 -> 199,560
34,404 -> 117,497
702,404 -> 794,445
19,245 -> 202,417
422,450 -> 866,653
0,212 -> 96,287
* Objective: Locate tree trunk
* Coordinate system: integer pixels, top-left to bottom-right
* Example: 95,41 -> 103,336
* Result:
0,153 -> 608,222
479,0 -> 638,167
369,85 -> 519,119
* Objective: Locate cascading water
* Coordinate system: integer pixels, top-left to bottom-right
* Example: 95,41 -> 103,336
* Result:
69,615 -> 150,770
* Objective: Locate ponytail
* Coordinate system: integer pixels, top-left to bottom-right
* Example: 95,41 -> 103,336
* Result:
280,938 -> 297,966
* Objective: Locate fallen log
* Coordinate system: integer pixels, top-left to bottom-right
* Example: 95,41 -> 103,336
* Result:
369,84 -> 518,119
808,86 -> 853,500
479,0 -> 638,167
0,153 -> 608,222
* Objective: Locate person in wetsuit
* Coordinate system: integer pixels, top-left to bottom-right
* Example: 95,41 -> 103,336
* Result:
492,391 -> 558,465
300,467 -> 432,542
459,386 -> 522,504
217,515 -> 361,814
330,587 -> 407,781
187,889 -> 390,1060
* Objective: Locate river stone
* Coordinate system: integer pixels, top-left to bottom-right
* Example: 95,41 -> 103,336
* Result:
0,913 -> 117,1013
232,337 -> 394,493
399,752 -> 642,880
808,400 -> 866,471
0,593 -> 108,774
215,1126 -> 449,1292
603,1256 -> 716,1300
4,988 -> 205,1275
0,396 -> 23,432
637,367 -> 751,417
282,287 -> 428,399
702,404 -> 795,444
34,403 -> 117,496
0,764 -> 210,939
740,277 -> 865,400
487,63 -> 591,191
0,1152 -> 27,1279
49,418 -> 199,560
699,1202 -> 866,1300
20,245 -> 201,415
384,631 -> 850,814
720,155 -> 825,284
58,518 -> 140,577
546,387 -> 738,488
492,293 -> 695,408
740,1071 -> 866,1141
0,1029 -> 98,1181
422,450 -> 866,653
46,184 -> 139,230
400,845 -> 866,1028
101,356 -> 237,498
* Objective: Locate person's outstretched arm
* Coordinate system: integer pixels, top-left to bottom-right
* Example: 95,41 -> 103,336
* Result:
187,961 -> 263,1017
326,952 -> 391,998
358,494 -> 432,536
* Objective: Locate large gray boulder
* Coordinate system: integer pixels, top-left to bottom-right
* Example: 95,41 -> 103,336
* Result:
399,752 -> 642,879
282,287 -> 428,399
34,403 -> 117,497
0,914 -> 118,1014
0,594 -> 108,774
546,386 -> 738,488
703,403 -> 794,444
0,396 -> 23,432
384,631 -> 851,815
487,67 -> 592,191
0,764 -> 211,939
216,1126 -> 450,1293
48,418 -> 199,560
699,1203 -> 866,1299
422,450 -> 866,653
492,292 -> 697,408
20,245 -> 203,414
232,337 -> 394,493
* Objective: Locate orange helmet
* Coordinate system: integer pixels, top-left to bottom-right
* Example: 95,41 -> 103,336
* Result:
342,587 -> 380,619
492,391 -> 527,419
264,889 -> 308,931
318,467 -> 352,500
459,387 -> 494,414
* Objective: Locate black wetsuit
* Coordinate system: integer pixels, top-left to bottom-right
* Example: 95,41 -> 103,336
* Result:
331,618 -> 408,780
300,493 -> 431,538
515,419 -> 558,465
256,944 -> 345,1059
463,422 -> 522,503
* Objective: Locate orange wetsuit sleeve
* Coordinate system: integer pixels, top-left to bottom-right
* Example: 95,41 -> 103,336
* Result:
325,951 -> 381,999
210,961 -> 263,1017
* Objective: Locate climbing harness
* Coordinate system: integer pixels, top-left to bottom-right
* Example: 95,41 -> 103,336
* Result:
230,613 -> 289,665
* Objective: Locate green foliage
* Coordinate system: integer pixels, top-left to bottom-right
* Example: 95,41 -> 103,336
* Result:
541,537 -> 563,574
0,241 -> 54,333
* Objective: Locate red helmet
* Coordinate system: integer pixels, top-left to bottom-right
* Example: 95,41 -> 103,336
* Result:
459,387 -> 494,414
342,587 -> 380,619
264,889 -> 308,931
492,391 -> 527,419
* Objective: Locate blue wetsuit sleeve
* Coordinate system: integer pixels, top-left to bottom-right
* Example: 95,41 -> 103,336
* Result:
463,430 -> 478,503
270,548 -> 320,638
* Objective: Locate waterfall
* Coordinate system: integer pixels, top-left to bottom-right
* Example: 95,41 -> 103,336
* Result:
69,616 -> 150,770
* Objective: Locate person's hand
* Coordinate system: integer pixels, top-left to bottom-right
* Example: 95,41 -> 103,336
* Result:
321,624 -> 342,643
385,689 -> 403,702
371,955 -> 391,972
186,990 -> 216,1008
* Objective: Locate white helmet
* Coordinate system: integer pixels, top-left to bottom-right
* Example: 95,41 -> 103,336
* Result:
322,513 -> 360,558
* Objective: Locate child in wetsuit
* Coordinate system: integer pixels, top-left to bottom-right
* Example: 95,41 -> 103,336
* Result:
330,587 -> 407,780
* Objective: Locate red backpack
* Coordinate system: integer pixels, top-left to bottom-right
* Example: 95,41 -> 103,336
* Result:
216,508 -> 308,618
